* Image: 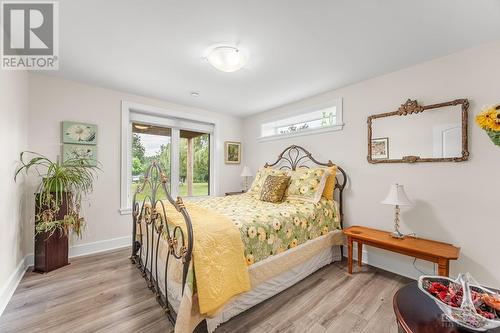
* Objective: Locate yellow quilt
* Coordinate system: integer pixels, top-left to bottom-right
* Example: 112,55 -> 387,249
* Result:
195,193 -> 341,265
157,201 -> 251,316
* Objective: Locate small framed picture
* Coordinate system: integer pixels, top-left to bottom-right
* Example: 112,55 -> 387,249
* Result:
62,121 -> 98,145
62,144 -> 98,166
371,137 -> 389,160
225,141 -> 241,164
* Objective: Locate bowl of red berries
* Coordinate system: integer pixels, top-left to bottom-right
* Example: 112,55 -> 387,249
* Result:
418,273 -> 500,331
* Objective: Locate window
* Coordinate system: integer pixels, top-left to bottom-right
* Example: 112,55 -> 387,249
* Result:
121,101 -> 217,214
131,124 -> 172,202
131,126 -> 210,202
178,131 -> 210,196
259,98 -> 343,141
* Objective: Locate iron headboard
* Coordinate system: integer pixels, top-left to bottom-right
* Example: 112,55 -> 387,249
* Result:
264,145 -> 347,227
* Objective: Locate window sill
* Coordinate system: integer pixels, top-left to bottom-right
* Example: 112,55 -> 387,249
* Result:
258,124 -> 344,142
119,208 -> 132,215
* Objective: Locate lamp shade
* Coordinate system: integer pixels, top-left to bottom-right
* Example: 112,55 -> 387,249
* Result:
240,166 -> 252,177
381,184 -> 412,206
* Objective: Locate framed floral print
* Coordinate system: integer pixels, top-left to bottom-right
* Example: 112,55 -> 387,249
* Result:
225,141 -> 241,164
62,121 -> 97,145
62,144 -> 98,166
371,137 -> 389,160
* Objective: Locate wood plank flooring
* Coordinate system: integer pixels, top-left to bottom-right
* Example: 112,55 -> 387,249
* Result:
0,248 -> 411,333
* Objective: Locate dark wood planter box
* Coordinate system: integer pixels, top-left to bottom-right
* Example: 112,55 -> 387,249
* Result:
33,193 -> 70,273
34,229 -> 69,273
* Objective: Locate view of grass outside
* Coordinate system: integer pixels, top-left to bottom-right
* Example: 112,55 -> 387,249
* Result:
178,182 -> 209,196
131,124 -> 210,203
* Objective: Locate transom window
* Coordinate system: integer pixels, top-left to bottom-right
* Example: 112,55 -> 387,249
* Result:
259,98 -> 343,141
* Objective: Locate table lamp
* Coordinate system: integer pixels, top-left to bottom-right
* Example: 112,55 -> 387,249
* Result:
382,183 -> 413,239
240,166 -> 252,191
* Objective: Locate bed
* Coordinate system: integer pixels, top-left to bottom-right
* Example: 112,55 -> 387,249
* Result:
130,145 -> 347,333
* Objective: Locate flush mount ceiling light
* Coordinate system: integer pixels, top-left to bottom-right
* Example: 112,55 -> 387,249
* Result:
205,45 -> 247,73
191,91 -> 200,97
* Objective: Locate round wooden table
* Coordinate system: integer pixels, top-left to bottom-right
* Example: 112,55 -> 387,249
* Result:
393,282 -> 500,333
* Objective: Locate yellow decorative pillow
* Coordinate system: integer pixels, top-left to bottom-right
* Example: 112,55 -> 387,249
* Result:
249,167 -> 288,195
322,165 -> 337,200
286,168 -> 329,203
260,175 -> 291,203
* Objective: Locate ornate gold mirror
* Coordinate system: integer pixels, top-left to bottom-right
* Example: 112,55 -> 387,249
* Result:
367,99 -> 469,164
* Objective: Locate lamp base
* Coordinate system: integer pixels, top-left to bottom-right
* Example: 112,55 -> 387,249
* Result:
390,230 -> 405,239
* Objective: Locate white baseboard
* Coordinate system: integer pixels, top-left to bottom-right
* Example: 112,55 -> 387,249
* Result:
0,235 -> 132,317
0,255 -> 30,317
68,236 -> 131,258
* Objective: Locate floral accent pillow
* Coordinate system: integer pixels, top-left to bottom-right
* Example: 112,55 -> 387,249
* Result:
286,168 -> 329,203
259,175 -> 290,203
249,167 -> 288,195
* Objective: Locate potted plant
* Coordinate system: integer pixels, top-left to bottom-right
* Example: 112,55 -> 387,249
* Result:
15,152 -> 99,273
476,105 -> 500,146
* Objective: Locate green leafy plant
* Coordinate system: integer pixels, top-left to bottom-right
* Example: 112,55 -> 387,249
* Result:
15,151 -> 100,238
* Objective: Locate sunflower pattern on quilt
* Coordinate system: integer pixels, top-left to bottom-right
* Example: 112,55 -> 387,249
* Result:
195,193 -> 340,266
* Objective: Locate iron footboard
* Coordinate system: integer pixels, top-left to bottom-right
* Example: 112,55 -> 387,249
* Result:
130,161 -> 193,325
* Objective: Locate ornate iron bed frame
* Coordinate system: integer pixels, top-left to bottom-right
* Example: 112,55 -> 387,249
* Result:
264,145 -> 347,225
130,162 -> 193,324
130,145 -> 347,327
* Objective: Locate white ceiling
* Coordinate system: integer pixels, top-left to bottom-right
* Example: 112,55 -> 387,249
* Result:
47,0 -> 500,116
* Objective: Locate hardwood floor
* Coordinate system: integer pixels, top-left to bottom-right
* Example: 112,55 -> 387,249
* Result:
0,248 -> 411,333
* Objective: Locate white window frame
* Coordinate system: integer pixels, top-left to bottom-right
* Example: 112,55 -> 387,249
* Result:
120,101 -> 219,215
258,98 -> 344,142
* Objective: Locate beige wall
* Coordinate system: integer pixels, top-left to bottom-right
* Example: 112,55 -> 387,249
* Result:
243,41 -> 500,287
26,74 -> 244,254
0,70 -> 29,298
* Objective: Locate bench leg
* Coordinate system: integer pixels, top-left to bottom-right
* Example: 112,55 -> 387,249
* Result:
438,259 -> 449,277
357,242 -> 363,267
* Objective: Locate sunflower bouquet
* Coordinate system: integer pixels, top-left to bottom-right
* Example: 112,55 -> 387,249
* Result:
476,105 -> 500,146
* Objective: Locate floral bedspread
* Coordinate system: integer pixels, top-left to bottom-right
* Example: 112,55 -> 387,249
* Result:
195,193 -> 341,266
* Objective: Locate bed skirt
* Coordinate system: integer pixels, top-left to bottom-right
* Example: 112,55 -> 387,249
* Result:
206,244 -> 341,332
